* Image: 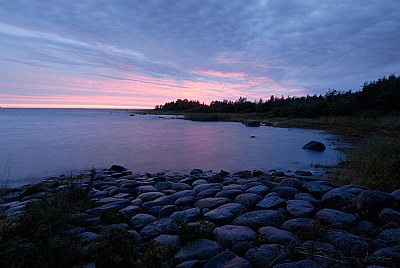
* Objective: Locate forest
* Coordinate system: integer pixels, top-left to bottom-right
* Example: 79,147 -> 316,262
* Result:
154,75 -> 400,118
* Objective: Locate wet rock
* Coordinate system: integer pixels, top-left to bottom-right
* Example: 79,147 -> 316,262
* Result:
216,189 -> 243,199
119,205 -> 141,218
171,183 -> 192,191
174,196 -> 196,207
246,185 -> 270,196
367,245 -> 400,267
302,182 -> 333,199
286,200 -> 316,218
154,181 -> 172,191
130,213 -> 157,229
273,260 -> 323,268
213,225 -> 257,255
233,210 -> 287,230
194,183 -> 223,193
142,195 -> 176,210
378,208 -> 400,226
175,238 -> 221,262
154,235 -> 182,255
235,193 -> 263,210
170,208 -> 201,225
171,190 -> 197,200
192,179 -> 208,187
245,244 -> 292,268
321,188 -> 356,210
203,251 -> 253,268
321,231 -> 369,257
140,218 -> 178,240
194,197 -> 231,210
279,178 -> 303,189
315,208 -> 358,229
356,190 -> 395,219
272,186 -> 299,199
136,185 -> 158,195
302,141 -> 326,151
281,218 -> 317,234
258,226 -> 301,246
294,193 -> 320,206
204,203 -> 247,225
197,189 -> 221,199
137,191 -> 165,202
256,192 -> 286,209
149,204 -> 178,218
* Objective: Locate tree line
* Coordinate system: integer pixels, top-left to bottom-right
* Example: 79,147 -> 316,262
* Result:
154,75 -> 400,118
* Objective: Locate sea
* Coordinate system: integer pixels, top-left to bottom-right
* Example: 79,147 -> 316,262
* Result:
0,108 -> 345,187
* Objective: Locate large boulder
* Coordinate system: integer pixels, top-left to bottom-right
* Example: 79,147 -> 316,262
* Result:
356,190 -> 395,219
232,210 -> 287,230
235,193 -> 263,210
174,238 -> 221,262
140,218 -> 178,240
286,200 -> 316,218
302,141 -> 326,151
194,197 -> 231,210
213,225 -> 257,255
130,213 -> 157,229
258,226 -> 301,246
321,188 -> 356,210
315,208 -> 358,230
302,182 -> 333,199
256,192 -> 286,209
204,203 -> 247,225
321,231 -> 369,257
153,235 -> 182,255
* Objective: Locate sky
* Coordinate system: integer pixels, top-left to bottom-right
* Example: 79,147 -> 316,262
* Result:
1,0 -> 399,109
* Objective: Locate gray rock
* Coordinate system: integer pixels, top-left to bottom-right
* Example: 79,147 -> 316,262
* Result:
321,231 -> 369,257
197,188 -> 221,199
279,178 -> 303,189
321,188 -> 356,211
375,228 -> 400,247
223,184 -> 246,191
193,183 -> 223,193
233,210 -> 287,230
356,190 -> 395,219
171,183 -> 192,191
216,189 -> 243,199
315,208 -> 358,229
109,187 -> 130,196
294,193 -> 320,206
119,205 -> 141,219
367,245 -> 400,267
149,205 -> 178,218
192,179 -> 208,187
256,192 -> 286,209
213,225 -> 257,255
286,200 -> 316,218
204,203 -> 247,225
203,251 -> 253,268
154,181 -> 172,191
235,193 -> 263,210
142,195 -> 176,210
140,218 -> 178,240
245,244 -> 292,268
245,185 -> 270,196
378,208 -> 400,226
136,185 -> 158,195
171,190 -> 197,199
302,182 -> 333,199
92,190 -> 109,198
194,197 -> 231,210
154,235 -> 182,255
130,213 -> 158,229
258,226 -> 301,246
86,199 -> 131,213
175,238 -> 221,262
174,196 -> 196,207
281,218 -> 317,234
272,186 -> 299,199
170,208 -> 201,225
273,260 -> 323,268
302,141 -> 326,151
137,191 -> 165,202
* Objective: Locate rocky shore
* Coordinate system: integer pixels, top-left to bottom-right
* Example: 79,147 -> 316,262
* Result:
1,165 -> 400,267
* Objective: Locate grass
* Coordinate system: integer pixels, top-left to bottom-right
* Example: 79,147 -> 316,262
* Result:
332,137 -> 400,192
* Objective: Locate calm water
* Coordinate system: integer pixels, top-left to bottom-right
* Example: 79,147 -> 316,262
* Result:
0,109 -> 343,186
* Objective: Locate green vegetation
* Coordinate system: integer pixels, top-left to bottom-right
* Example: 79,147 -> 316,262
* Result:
333,138 -> 400,192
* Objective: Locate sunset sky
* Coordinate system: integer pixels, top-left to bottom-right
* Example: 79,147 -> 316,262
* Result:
1,1 -> 399,108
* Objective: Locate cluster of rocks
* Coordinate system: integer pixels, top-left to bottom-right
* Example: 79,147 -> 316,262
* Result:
1,165 -> 400,267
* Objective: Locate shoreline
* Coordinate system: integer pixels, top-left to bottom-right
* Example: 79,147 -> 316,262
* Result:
1,165 -> 399,267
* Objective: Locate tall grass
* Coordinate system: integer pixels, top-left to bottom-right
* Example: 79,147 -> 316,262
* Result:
332,137 -> 400,192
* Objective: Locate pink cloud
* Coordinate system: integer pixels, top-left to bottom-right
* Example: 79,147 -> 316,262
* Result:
194,70 -> 247,78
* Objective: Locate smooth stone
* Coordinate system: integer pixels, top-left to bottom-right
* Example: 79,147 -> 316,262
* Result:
232,210 -> 287,230
302,141 -> 326,151
174,196 -> 196,207
149,205 -> 178,218
234,170 -> 253,178
281,218 -> 317,234
197,188 -> 221,199
170,208 -> 201,225
245,244 -> 292,268
294,193 -> 320,206
171,190 -> 197,199
367,245 -> 400,267
294,170 -> 313,177
213,225 -> 257,255
100,223 -> 128,233
136,185 -> 158,195
321,188 -> 356,210
61,227 -> 86,237
194,197 -> 231,210
175,238 -> 221,262
86,199 -> 130,213
235,193 -> 263,210
272,186 -> 299,199
286,200 -> 316,218
256,192 -> 286,209
140,218 -> 178,240
216,189 -> 243,199
223,184 -> 246,191
154,235 -> 182,255
356,190 -> 395,219
92,190 -> 109,198
353,220 -> 375,236
190,169 -> 204,175
378,208 -> 400,226
374,228 -> 400,247
204,203 -> 247,225
315,208 -> 358,229
109,187 -> 129,196
192,179 -> 208,187
178,177 -> 198,185
321,231 -> 369,257
243,181 -> 264,190
142,195 -> 176,210
118,205 -> 141,218
203,251 -> 253,268
137,192 -> 165,202
273,260 -> 323,268
302,181 -> 333,199
154,181 -> 172,191
193,183 -> 223,193
279,178 -> 303,189
245,185 -> 270,196
171,183 -> 192,191
109,164 -> 126,172
258,226 -> 301,246
130,213 -> 158,229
